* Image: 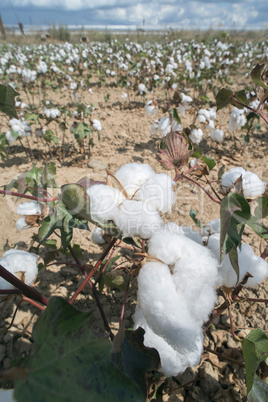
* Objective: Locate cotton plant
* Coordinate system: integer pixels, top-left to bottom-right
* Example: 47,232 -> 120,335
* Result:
5,118 -> 32,144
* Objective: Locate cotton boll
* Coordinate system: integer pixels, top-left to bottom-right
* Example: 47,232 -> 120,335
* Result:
162,222 -> 202,245
203,233 -> 221,262
137,262 -> 199,353
189,128 -> 203,144
221,167 -> 246,193
220,243 -> 268,288
133,307 -> 203,377
211,128 -> 224,143
114,163 -> 156,198
91,227 -> 106,245
17,201 -> 42,216
242,171 -> 266,198
87,184 -> 125,225
148,232 -> 184,265
16,216 -> 31,231
158,117 -> 171,137
0,249 -> 38,290
113,199 -> 163,239
134,174 -> 175,213
145,100 -> 157,116
172,241 -> 219,325
200,218 -> 221,236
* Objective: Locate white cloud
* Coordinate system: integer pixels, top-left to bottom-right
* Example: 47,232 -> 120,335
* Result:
1,0 -> 266,29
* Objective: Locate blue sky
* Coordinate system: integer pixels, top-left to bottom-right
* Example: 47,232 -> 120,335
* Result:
1,0 -> 267,30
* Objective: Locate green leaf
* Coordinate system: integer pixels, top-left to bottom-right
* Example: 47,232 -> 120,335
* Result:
233,90 -> 248,108
43,129 -> 59,144
112,328 -> 160,398
248,375 -> 268,401
14,297 -> 145,402
25,113 -> 39,124
0,84 -> 19,119
251,63 -> 268,90
61,184 -> 92,222
171,108 -> 181,124
104,273 -> 126,291
220,193 -> 251,281
218,165 -> 225,180
247,217 -> 268,239
242,329 -> 268,394
38,214 -> 58,243
215,87 -> 233,111
201,155 -> 216,171
189,208 -> 204,229
73,122 -> 92,141
253,195 -> 268,220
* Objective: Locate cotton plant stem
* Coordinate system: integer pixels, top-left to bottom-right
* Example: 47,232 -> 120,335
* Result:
69,237 -> 117,304
204,347 -> 245,367
205,177 -> 223,202
0,264 -> 49,306
21,296 -> 46,311
176,173 -> 221,204
119,273 -> 131,325
0,189 -> 57,203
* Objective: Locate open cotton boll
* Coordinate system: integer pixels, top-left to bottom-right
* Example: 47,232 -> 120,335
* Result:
220,243 -> 268,288
16,216 -> 32,231
0,249 -> 38,290
114,163 -> 156,198
134,174 -> 175,213
113,199 -> 163,239
203,232 -> 221,262
189,128 -> 203,144
172,241 -> 219,324
16,201 -> 42,216
133,307 -> 203,377
211,128 -> 224,143
91,227 -> 106,245
148,232 -> 184,265
200,218 -> 221,236
221,167 -> 245,193
161,222 -> 202,245
87,184 -> 125,225
137,262 -> 200,354
241,171 -> 266,198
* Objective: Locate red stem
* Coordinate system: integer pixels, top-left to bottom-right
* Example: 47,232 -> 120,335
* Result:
0,264 -> 49,306
178,173 -> 221,204
0,189 -> 57,203
21,296 -> 46,311
69,237 -> 118,304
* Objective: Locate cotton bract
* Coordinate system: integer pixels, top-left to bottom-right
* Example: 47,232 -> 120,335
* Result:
0,250 -> 38,290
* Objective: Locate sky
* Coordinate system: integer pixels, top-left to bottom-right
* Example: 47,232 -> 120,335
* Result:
1,0 -> 267,30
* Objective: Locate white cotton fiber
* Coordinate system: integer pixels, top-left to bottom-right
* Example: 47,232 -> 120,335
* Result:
134,174 -> 175,213
137,262 -> 199,353
133,307 -> 203,377
16,216 -> 31,231
148,232 -> 184,265
87,184 -> 125,225
91,227 -> 106,245
203,232 -> 221,261
242,171 -> 266,198
113,199 -> 163,239
0,249 -> 38,289
160,222 -> 202,245
221,167 -> 245,193
172,241 -> 219,324
220,243 -> 268,288
17,201 -> 42,215
200,218 -> 221,236
114,163 -> 156,198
